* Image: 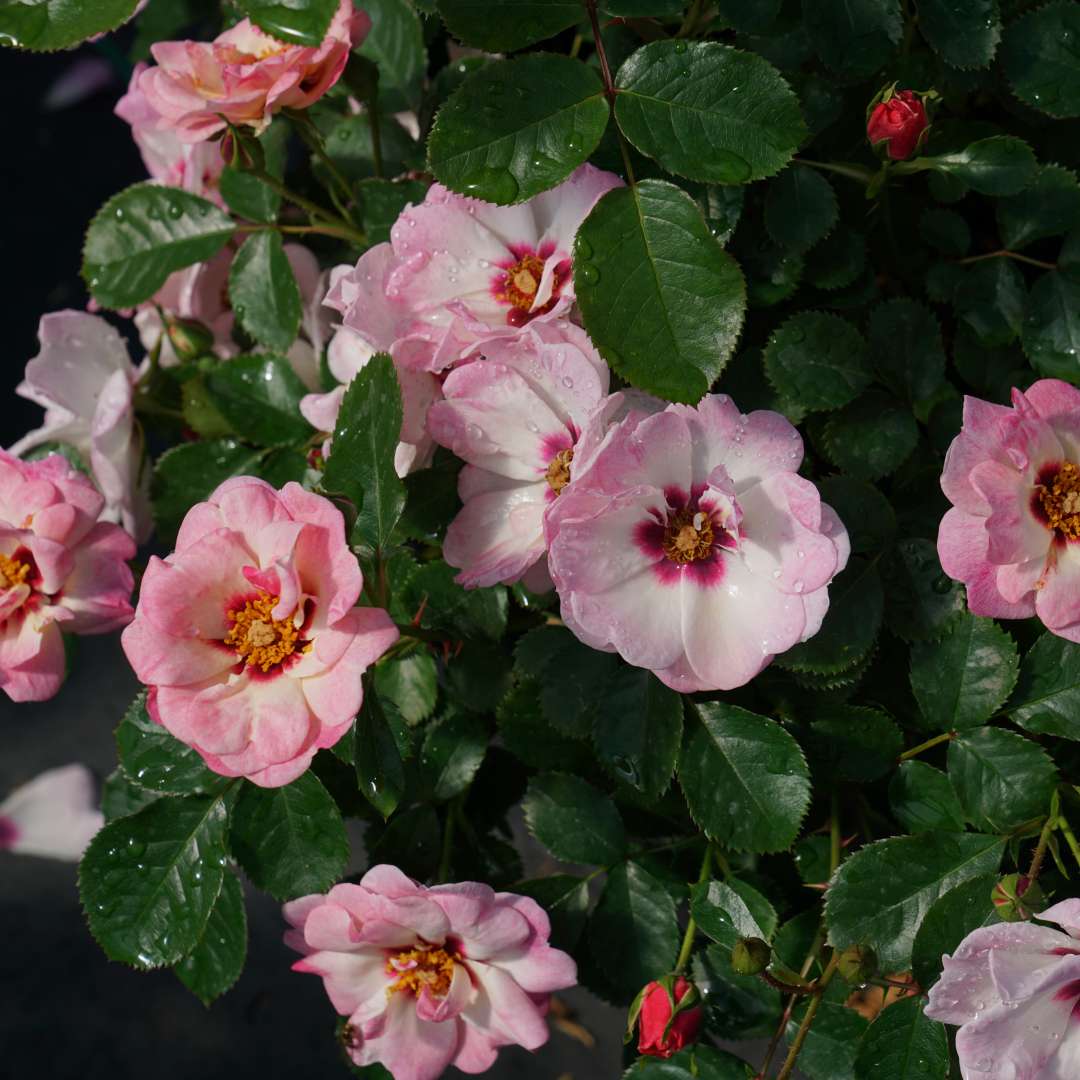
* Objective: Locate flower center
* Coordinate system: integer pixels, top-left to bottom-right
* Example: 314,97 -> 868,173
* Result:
224,593 -> 304,672
503,254 -> 544,312
546,448 -> 573,494
386,946 -> 456,999
0,551 -> 31,589
663,509 -> 714,564
1039,462 -> 1080,540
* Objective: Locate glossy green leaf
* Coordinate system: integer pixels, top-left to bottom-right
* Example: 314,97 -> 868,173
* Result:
429,54 -> 607,204
1021,271 -> 1080,381
205,354 -> 312,447
889,761 -> 967,834
357,178 -> 430,246
374,652 -> 438,726
1002,0 -> 1080,118
917,0 -> 1000,69
102,769 -> 163,822
763,311 -> 873,412
692,943 -> 782,1038
955,258 -> 1026,347
679,702 -> 811,853
825,831 -> 1004,970
522,772 -> 627,865
219,120 -> 288,224
805,225 -> 867,290
574,179 -> 746,402
80,792 -> 230,968
227,233 -> 302,353
882,539 -> 966,643
1010,633 -> 1080,739
418,711 -> 488,801
816,477 -> 896,555
614,41 -> 807,184
495,680 -> 594,772
232,0 -> 337,45
690,879 -> 770,948
229,773 -> 348,900
808,707 -> 903,782
948,727 -> 1058,832
803,0 -> 903,77
997,165 -> 1080,249
911,873 -> 999,987
787,1001 -> 868,1080
0,0 -> 138,51
435,0 -> 580,52
853,995 -> 949,1079
357,0 -> 425,111
354,684 -> 407,819
919,136 -> 1037,196
322,354 -> 405,551
822,391 -> 919,481
920,208 -> 971,256
624,1045 -> 754,1079
175,872 -> 247,1006
764,166 -> 838,253
514,875 -> 590,951
868,299 -> 946,410
82,184 -> 234,309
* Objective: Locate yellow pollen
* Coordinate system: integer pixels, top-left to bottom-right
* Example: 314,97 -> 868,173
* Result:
224,593 -> 305,672
1040,462 -> 1080,540
0,551 -> 31,589
502,254 -> 545,311
386,947 -> 456,999
546,448 -> 574,494
663,508 -> 714,564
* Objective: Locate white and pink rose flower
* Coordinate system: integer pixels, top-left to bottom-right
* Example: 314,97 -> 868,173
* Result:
0,764 -> 103,861
285,864 -> 577,1080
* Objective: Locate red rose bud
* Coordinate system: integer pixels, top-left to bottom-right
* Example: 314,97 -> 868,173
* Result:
867,88 -> 929,161
992,874 -> 1045,922
631,976 -> 703,1059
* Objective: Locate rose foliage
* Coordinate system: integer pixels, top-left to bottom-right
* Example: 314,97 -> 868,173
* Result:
6,0 -> 1080,1076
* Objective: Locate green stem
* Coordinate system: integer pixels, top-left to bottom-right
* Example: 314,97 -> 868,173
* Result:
776,953 -> 840,1080
244,164 -> 366,243
1027,814 -> 1057,884
585,0 -> 635,185
285,108 -> 356,205
236,221 -> 368,244
957,248 -> 1058,272
830,791 -> 842,875
899,730 -> 956,762
674,846 -> 713,973
1058,814 -> 1080,874
793,157 -> 874,185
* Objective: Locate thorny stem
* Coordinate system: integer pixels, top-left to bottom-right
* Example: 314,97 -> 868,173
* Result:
1028,813 -> 1057,885
899,730 -> 956,762
674,846 -> 713,973
776,953 -> 841,1080
586,0 -> 636,184
1058,813 -> 1080,874
957,248 -> 1058,272
793,157 -> 874,185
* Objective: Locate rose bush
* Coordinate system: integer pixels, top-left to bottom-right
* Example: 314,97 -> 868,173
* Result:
5,0 -> 1080,1078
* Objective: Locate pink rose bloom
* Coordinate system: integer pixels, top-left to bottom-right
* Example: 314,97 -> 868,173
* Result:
9,311 -> 151,542
115,62 -> 225,203
925,898 -> 1080,1077
0,764 -> 103,861
120,478 -> 398,787
938,380 -> 1080,642
138,0 -> 369,143
326,165 -> 623,374
545,393 -> 850,693
284,864 -> 577,1080
0,451 -> 135,703
426,321 -> 609,589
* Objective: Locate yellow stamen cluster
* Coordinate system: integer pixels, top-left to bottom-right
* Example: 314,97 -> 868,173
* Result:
224,593 -> 303,672
501,254 -> 544,311
545,448 -> 574,495
663,509 -> 714,564
0,551 -> 31,589
1040,462 -> 1080,540
386,947 -> 456,999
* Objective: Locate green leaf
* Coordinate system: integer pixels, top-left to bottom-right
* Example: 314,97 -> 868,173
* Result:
816,477 -> 896,555
367,805 -> 441,881
997,165 -> 1080,249
589,861 -> 679,989
787,1000 -> 868,1080
614,41 -> 807,185
868,299 -> 946,412
151,439 -> 265,544
219,119 -> 288,223
229,773 -> 348,900
882,539 -> 966,643
429,54 -> 608,205
917,0 -> 1000,69
175,872 -> 247,1006
919,136 -> 1037,196
374,652 -> 438,726
690,879 -> 769,948
825,831 -> 1004,970
1010,633 -> 1080,739
322,354 -> 405,551
624,1045 -> 754,1079
435,0 -> 581,52
0,0 -> 138,51
911,873 -> 999,988
227,233 -> 302,353
102,769 -> 163,822
82,184 -> 234,309
496,680 -> 594,772
1002,0 -> 1080,118
232,0 -> 337,45
514,875 -> 590,951
357,0 -> 425,111
889,761 -> 967,834
522,772 -> 627,864
693,943 -> 781,1037
803,0 -> 903,77
853,995 -> 949,1079
679,702 -> 811,853
319,110 -> 423,179
418,711 -> 488,801
400,560 -> 508,641
116,694 -> 230,797
808,706 -> 903,782
357,178 -> 430,246
695,183 -> 745,246
955,258 -> 1026,347
1021,271 -> 1080,381
764,166 -> 838,253
920,208 -> 971,256
822,391 -> 919,481
574,179 -> 746,403
205,354 -> 312,447
80,792 -> 230,969
948,727 -> 1058,832
805,224 -> 867,291
354,685 -> 407,819
763,311 -> 872,413
910,614 -> 1019,731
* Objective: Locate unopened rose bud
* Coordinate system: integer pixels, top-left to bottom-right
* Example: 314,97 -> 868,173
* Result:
992,874 -> 1044,922
731,936 -> 771,976
866,86 -> 931,161
165,316 -> 215,362
627,975 -> 703,1059
836,944 -> 878,983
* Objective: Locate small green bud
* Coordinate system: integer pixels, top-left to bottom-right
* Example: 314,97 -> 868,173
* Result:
731,936 -> 771,976
992,874 -> 1044,922
165,316 -> 215,362
836,944 -> 878,983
